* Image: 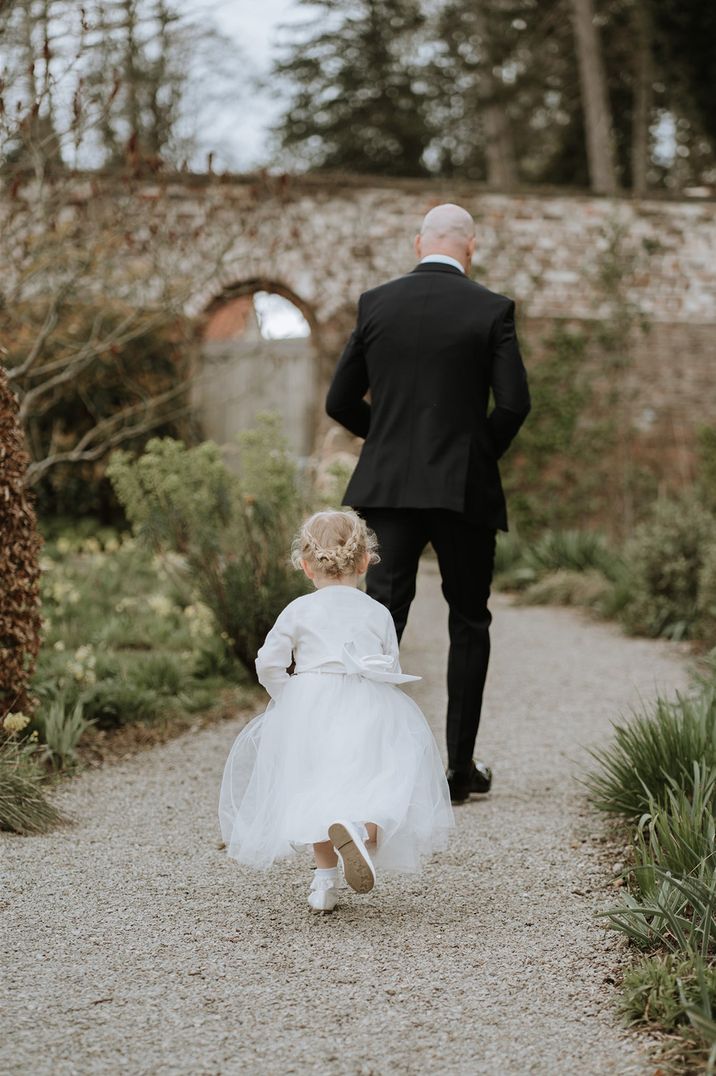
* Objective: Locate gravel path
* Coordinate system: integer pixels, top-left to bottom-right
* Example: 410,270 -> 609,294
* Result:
3,560 -> 690,1075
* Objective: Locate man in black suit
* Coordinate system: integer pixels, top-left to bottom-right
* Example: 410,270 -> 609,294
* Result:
326,203 -> 531,803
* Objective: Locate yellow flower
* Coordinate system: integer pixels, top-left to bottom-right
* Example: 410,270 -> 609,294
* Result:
3,712 -> 30,733
147,594 -> 173,617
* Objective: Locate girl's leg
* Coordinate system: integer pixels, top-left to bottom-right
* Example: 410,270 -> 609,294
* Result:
313,840 -> 338,869
364,822 -> 378,852
309,841 -> 339,912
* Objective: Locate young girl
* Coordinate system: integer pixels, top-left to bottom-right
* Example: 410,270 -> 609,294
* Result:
218,509 -> 454,912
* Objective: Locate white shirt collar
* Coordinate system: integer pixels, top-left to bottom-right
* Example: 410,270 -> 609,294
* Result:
419,254 -> 465,274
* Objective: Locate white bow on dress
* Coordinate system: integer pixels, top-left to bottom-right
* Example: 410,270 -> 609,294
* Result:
341,642 -> 421,684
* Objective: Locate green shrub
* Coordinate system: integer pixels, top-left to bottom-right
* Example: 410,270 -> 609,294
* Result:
81,679 -> 163,728
493,530 -> 527,583
586,689 -> 716,819
191,635 -> 244,681
698,544 -> 716,647
128,652 -> 190,696
0,737 -> 65,834
36,697 -> 93,770
492,528 -> 623,595
499,325 -> 605,535
523,529 -> 623,581
697,426 -> 716,516
620,495 -> 715,640
517,568 -> 613,609
695,650 -> 716,693
108,414 -> 309,679
622,953 -> 716,1031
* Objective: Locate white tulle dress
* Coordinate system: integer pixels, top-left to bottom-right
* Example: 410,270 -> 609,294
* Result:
219,585 -> 454,874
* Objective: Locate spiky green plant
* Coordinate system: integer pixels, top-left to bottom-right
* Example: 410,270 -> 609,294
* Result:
632,765 -> 716,893
523,529 -> 624,581
0,738 -> 65,834
586,689 -> 716,819
37,697 -> 93,770
603,868 -> 716,957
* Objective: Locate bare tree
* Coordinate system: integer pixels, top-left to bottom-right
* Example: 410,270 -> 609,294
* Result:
0,1 -> 245,490
1,170 -> 239,486
570,0 -> 619,193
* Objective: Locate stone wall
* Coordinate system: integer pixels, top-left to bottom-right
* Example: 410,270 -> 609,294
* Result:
8,172 -> 713,323
4,172 -> 715,477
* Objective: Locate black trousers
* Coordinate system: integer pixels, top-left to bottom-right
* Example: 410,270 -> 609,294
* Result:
360,508 -> 496,774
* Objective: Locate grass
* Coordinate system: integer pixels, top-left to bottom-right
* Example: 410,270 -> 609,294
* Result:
621,952 -> 716,1071
622,953 -> 716,1032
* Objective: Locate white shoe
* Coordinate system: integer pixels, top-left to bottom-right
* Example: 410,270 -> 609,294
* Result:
328,820 -> 376,894
308,877 -> 340,913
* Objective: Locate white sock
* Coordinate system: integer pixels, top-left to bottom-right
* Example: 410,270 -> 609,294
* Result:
314,867 -> 338,883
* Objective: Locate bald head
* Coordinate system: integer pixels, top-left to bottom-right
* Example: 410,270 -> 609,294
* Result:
415,203 -> 476,271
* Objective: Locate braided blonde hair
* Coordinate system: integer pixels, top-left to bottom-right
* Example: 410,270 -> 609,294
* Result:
291,509 -> 380,579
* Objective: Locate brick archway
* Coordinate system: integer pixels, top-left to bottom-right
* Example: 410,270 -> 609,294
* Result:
193,278 -> 321,459
201,278 -> 321,342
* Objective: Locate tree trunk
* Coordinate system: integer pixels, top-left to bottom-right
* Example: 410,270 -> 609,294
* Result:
473,5 -> 518,190
631,1 -> 652,195
122,0 -> 142,147
483,100 -> 518,189
570,0 -> 619,193
0,366 -> 42,717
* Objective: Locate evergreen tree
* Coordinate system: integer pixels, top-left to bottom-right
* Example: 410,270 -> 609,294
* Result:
645,0 -> 716,151
273,0 -> 432,176
428,0 -> 590,187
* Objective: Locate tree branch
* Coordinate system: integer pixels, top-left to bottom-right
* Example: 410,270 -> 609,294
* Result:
23,386 -> 193,486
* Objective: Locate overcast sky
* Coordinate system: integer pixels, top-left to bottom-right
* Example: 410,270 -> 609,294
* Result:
184,0 -> 303,170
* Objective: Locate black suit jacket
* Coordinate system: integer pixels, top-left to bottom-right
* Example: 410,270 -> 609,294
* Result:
325,262 -> 531,531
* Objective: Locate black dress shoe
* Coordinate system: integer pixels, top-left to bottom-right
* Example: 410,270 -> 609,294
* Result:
446,768 -> 472,804
469,760 -> 492,794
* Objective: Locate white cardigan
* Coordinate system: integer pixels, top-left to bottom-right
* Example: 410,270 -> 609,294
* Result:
255,585 -> 416,699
